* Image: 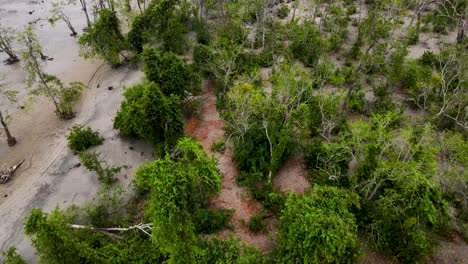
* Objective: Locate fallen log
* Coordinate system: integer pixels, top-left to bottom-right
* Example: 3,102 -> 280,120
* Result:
0,159 -> 25,184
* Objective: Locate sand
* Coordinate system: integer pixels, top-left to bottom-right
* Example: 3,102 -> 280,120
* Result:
0,1 -> 152,262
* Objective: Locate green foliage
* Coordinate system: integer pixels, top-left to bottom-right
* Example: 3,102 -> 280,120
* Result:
24,208 -> 165,264
347,88 -> 366,113
1,247 -> 26,264
211,140 -> 226,153
85,184 -> 127,227
290,21 -> 327,67
127,0 -> 189,54
276,5 -> 290,19
248,213 -> 266,233
78,151 -> 123,184
196,237 -> 264,264
135,138 -> 221,262
78,9 -> 126,66
194,208 -> 233,233
277,186 -> 361,264
113,82 -> 184,150
66,125 -> 103,154
195,20 -> 211,45
141,46 -> 200,97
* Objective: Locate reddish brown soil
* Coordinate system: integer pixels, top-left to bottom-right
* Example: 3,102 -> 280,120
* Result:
185,81 -> 275,252
273,153 -> 310,193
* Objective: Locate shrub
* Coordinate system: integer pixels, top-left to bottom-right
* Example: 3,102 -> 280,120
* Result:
248,213 -> 266,233
276,5 -> 290,19
211,140 -> 226,153
66,125 -> 103,154
113,82 -> 184,150
277,186 -> 361,263
195,20 -> 211,45
78,151 -> 123,185
347,88 -> 366,113
196,237 -> 264,263
1,247 -> 26,264
141,46 -> 200,98
290,22 -> 327,67
406,26 -> 420,45
194,208 -> 233,233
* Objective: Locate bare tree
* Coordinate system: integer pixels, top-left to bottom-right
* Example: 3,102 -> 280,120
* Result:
436,0 -> 468,44
49,1 -> 78,36
0,24 -> 19,64
75,0 -> 92,28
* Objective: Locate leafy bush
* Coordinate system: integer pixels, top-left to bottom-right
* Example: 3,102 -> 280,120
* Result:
194,208 -> 233,233
66,125 -> 103,154
196,237 -> 264,263
276,5 -> 290,19
248,213 -> 266,233
195,20 -> 211,45
85,184 -> 127,227
211,140 -> 226,153
1,247 -> 26,264
347,88 -> 366,113
277,186 -> 361,263
290,22 -> 327,67
78,151 -> 123,185
113,82 -> 184,150
141,46 -> 200,98
135,138 -> 222,262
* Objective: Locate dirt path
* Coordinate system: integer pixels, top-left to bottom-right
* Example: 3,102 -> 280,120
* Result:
185,81 -> 275,252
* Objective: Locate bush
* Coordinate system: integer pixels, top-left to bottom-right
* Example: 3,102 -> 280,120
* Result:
196,237 -> 264,263
276,5 -> 290,19
195,20 -> 211,45
347,88 -> 366,113
113,82 -> 184,150
211,140 -> 226,153
194,209 -> 233,233
141,46 -> 200,98
290,22 -> 327,67
66,125 -> 103,154
248,213 -> 266,233
1,247 -> 26,264
79,151 -> 123,185
277,186 -> 361,263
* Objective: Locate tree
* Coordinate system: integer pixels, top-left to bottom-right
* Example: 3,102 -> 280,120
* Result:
134,137 -> 221,263
19,26 -> 86,119
0,109 -> 16,147
0,24 -> 19,63
436,0 -> 468,44
49,1 -> 78,36
140,46 -> 200,98
113,82 -> 184,150
277,185 -> 361,264
224,63 -> 313,180
78,8 -> 127,66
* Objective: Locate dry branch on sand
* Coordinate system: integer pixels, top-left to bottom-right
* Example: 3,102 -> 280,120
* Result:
0,159 -> 25,184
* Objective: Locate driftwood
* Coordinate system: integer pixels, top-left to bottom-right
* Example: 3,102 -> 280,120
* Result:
70,223 -> 153,238
0,159 -> 25,184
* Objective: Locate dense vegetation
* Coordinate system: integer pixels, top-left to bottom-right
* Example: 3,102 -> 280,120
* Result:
6,0 -> 466,263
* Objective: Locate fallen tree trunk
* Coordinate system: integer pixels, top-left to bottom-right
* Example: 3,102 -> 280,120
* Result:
0,159 -> 24,183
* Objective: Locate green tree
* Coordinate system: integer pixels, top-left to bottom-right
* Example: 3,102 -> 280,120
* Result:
135,137 -> 221,263
79,151 -> 123,184
113,82 -> 184,150
141,46 -> 200,97
19,26 -> 86,119
277,185 -> 361,264
78,9 -> 126,66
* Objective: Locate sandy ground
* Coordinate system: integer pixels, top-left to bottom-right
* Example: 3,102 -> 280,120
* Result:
0,1 -> 153,262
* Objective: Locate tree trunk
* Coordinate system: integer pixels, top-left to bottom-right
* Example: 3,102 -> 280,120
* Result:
0,39 -> 19,63
80,0 -> 92,28
137,0 -> 142,13
62,16 -> 77,36
0,110 -> 16,147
